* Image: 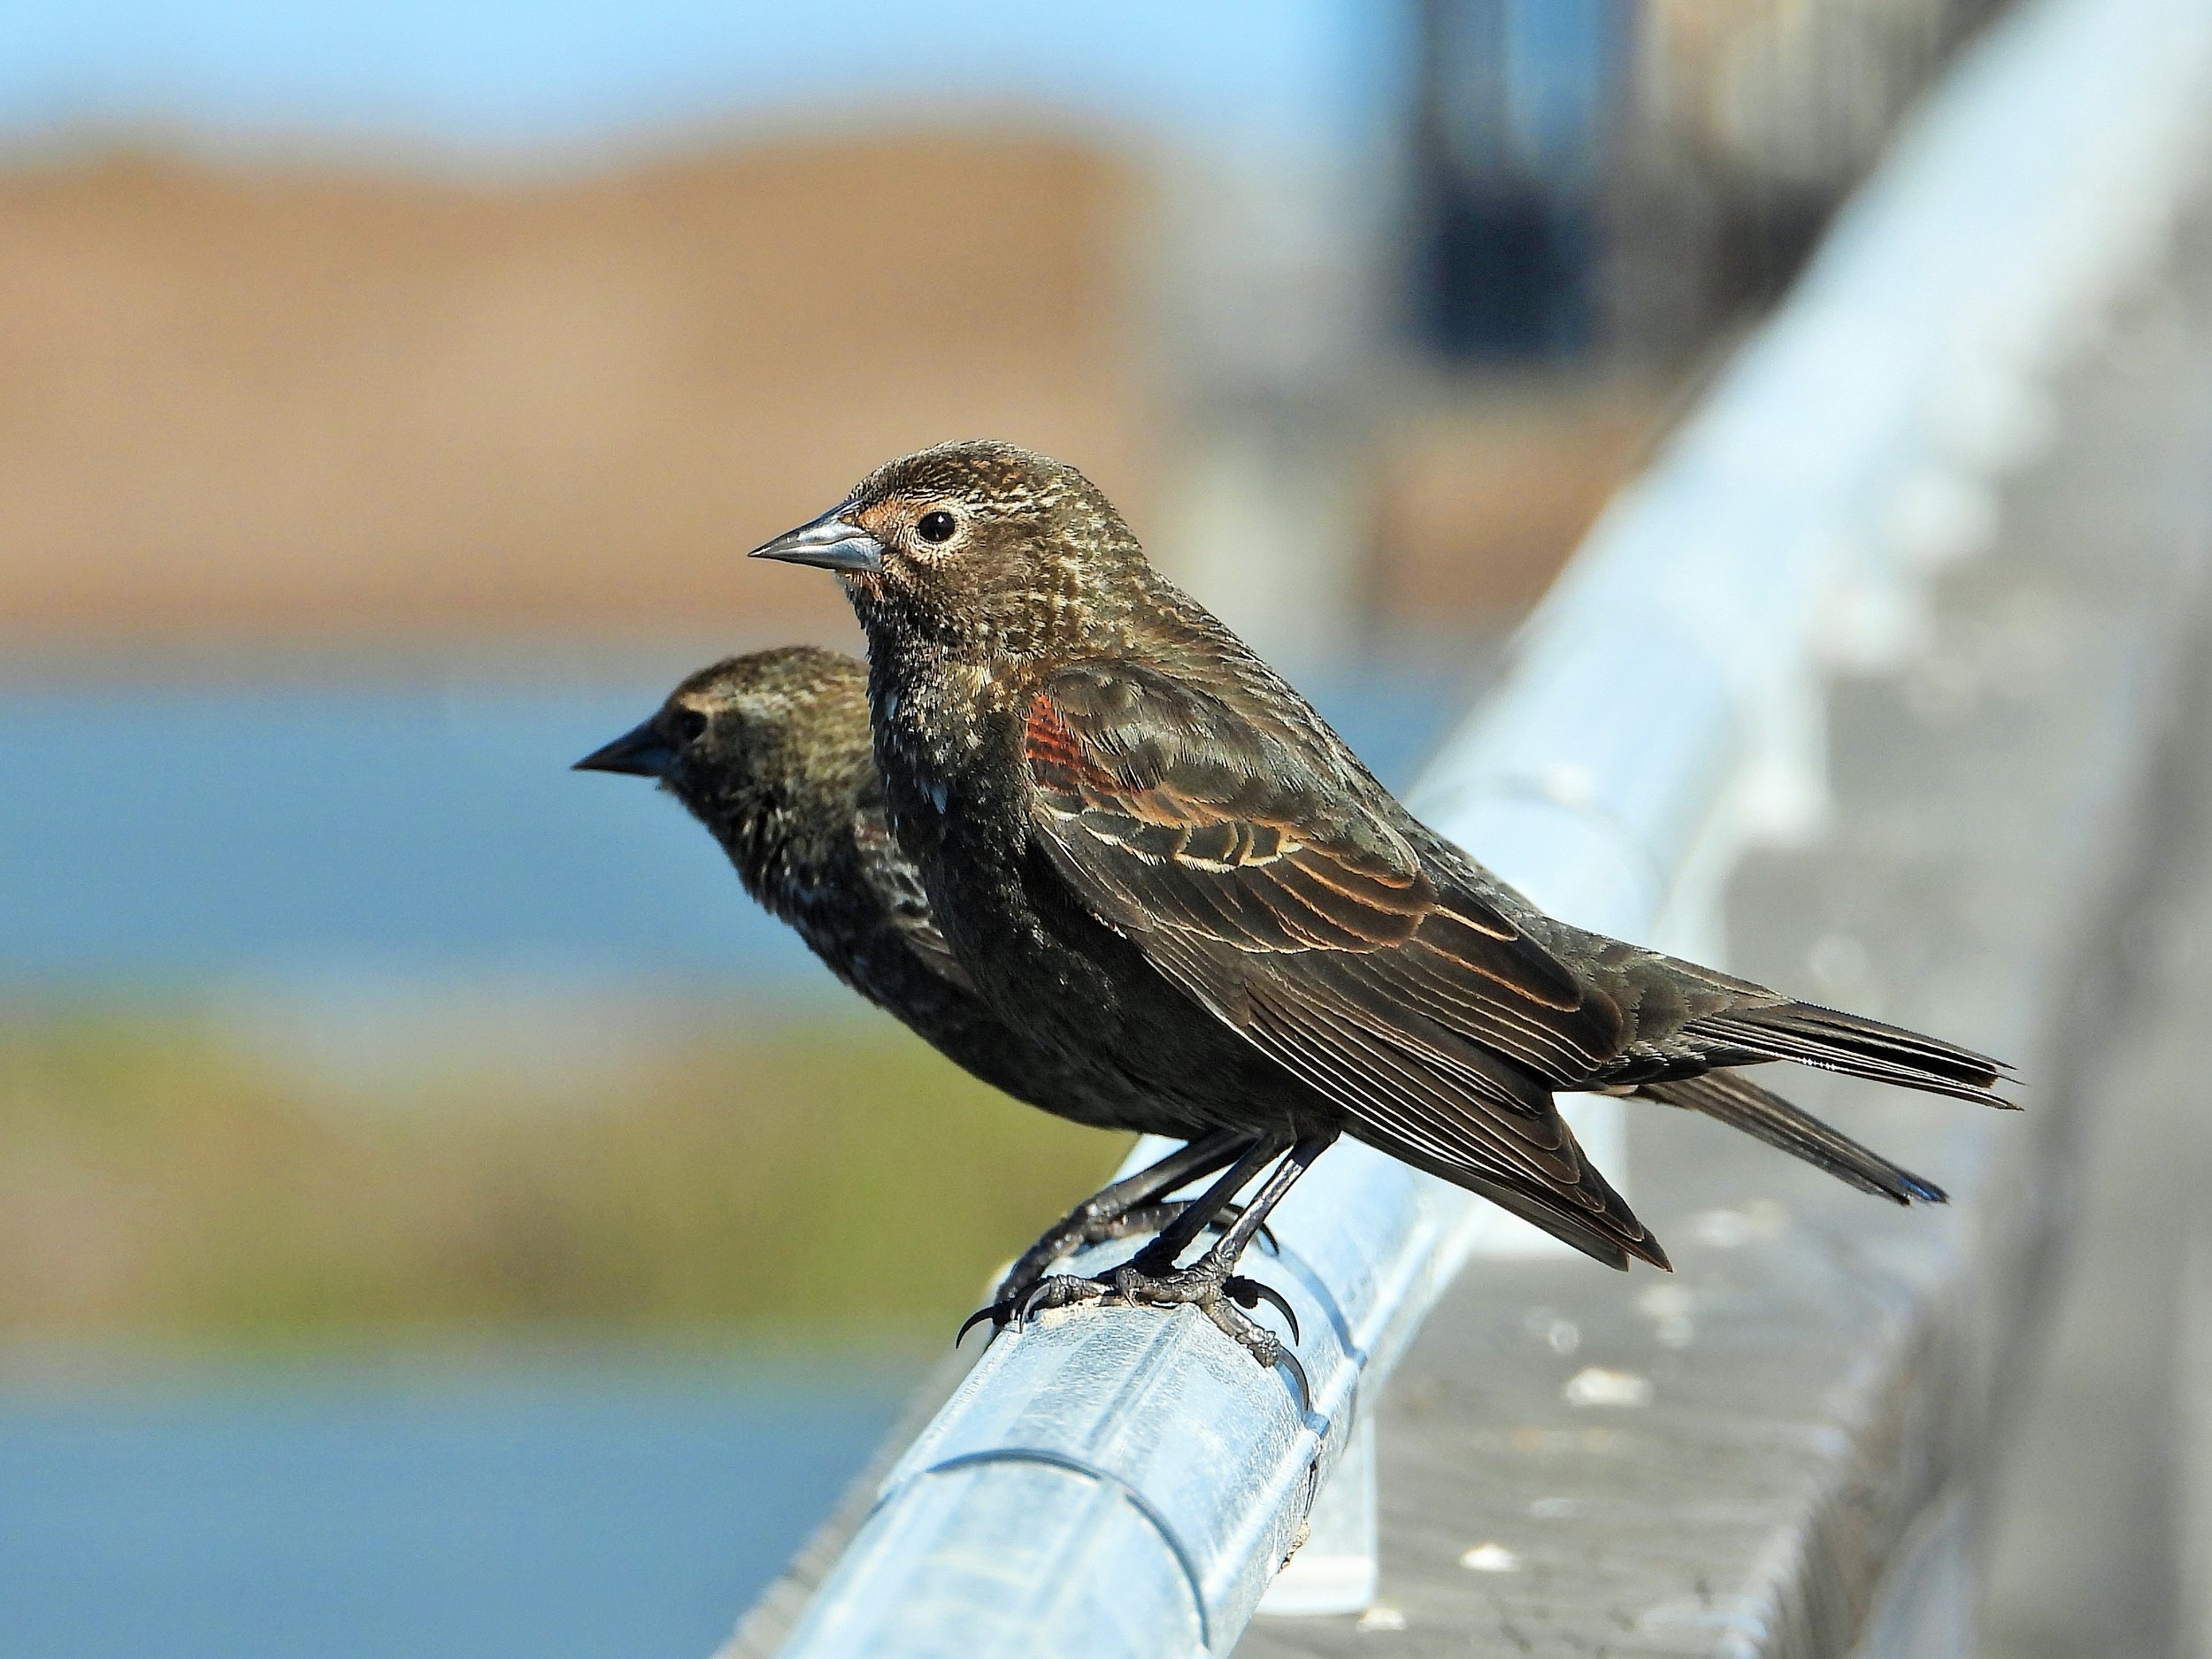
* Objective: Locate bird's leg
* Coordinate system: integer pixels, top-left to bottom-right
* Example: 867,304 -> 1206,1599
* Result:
962,1134 -> 1286,1345
985,1130 -> 1254,1313
1002,1132 -> 1338,1407
1083,1198 -> 1280,1256
1121,1133 -> 1296,1278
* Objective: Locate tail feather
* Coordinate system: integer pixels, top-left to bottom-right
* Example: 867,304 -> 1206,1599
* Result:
1638,1071 -> 1947,1205
1345,1124 -> 1671,1271
1684,1001 -> 2010,1108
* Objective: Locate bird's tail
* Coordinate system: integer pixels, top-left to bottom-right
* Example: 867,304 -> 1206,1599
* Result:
1683,1000 -> 2010,1108
1636,1071 -> 1946,1205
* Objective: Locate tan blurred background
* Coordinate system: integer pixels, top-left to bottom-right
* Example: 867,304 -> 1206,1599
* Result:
0,135 -> 1146,646
0,138 -> 1673,659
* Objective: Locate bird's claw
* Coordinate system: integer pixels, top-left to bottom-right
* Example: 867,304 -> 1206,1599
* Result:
989,1194 -> 1274,1310
953,1271 -> 1112,1348
1225,1275 -> 1301,1345
959,1255 -> 1307,1406
1015,1274 -> 1102,1327
1203,1294 -> 1311,1411
954,1302 -> 1002,1348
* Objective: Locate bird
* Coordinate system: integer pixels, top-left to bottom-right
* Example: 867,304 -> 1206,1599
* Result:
572,648 -> 1296,1326
751,440 -> 2010,1384
576,649 -> 1958,1393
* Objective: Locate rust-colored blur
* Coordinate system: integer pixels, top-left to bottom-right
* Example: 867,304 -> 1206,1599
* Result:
1371,385 -> 1670,624
0,135 -> 1149,645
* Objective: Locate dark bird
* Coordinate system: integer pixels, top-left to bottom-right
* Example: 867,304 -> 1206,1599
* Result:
572,648 -> 1294,1321
751,441 -> 2010,1381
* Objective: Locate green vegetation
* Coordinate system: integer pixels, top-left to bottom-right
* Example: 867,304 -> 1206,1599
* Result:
0,1005 -> 1125,1348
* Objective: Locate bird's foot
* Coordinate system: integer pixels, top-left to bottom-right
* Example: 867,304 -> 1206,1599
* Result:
988,1199 -> 1276,1312
959,1248 -> 1307,1407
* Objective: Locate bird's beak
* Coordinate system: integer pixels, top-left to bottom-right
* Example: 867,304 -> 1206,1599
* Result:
749,500 -> 885,573
573,718 -> 677,779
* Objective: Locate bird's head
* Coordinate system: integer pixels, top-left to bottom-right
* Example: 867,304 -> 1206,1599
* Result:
572,646 -> 872,835
751,441 -> 1143,662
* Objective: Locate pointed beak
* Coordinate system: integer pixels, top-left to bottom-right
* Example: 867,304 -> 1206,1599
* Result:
750,500 -> 885,573
573,718 -> 678,779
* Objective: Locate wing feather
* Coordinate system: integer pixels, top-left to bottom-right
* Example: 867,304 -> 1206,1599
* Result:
1023,660 -> 1662,1267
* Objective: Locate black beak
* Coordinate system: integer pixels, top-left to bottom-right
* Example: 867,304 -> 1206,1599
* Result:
573,718 -> 678,779
749,499 -> 885,573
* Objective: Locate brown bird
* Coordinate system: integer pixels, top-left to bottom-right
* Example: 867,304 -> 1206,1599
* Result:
753,441 -> 2009,1380
572,648 -> 1294,1321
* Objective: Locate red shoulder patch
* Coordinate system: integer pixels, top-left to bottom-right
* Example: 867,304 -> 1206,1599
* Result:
1024,697 -> 1123,793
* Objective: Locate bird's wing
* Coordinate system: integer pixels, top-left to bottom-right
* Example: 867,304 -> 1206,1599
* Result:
1024,658 -> 1658,1266
853,803 -> 975,992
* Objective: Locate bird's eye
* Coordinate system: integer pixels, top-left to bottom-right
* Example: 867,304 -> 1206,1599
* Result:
673,709 -> 710,743
915,510 -> 957,545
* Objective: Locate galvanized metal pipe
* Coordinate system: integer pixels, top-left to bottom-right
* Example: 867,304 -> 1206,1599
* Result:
771,0 -> 2212,1651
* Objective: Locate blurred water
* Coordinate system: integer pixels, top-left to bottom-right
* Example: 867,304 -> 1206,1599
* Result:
0,675 -> 810,989
0,1357 -> 901,1659
0,663 -> 1474,993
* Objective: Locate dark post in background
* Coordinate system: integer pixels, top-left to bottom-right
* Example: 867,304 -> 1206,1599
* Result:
1402,0 -> 1625,365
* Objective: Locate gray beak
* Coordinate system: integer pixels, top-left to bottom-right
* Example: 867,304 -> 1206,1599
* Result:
573,718 -> 677,779
750,500 -> 885,573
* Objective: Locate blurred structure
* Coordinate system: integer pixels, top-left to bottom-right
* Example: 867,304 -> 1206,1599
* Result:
1402,0 -> 2014,367
1405,0 -> 1627,362
1142,146 -> 1382,672
1371,0 -> 2026,657
1610,0 -> 2007,356
0,30 -> 1393,1654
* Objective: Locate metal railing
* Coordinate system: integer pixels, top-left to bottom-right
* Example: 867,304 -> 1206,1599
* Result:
760,0 -> 2212,1652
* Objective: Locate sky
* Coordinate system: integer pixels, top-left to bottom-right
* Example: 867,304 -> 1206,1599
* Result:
0,1 -> 1408,169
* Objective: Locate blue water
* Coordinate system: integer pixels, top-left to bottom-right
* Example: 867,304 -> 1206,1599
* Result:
0,674 -> 811,987
0,663 -> 1470,990
0,1359 -> 901,1659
